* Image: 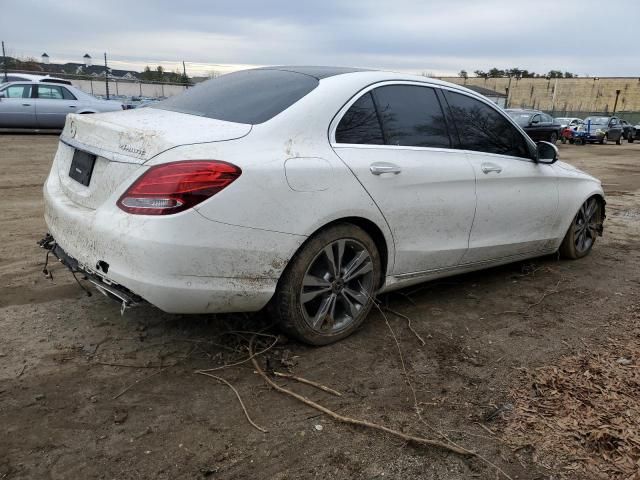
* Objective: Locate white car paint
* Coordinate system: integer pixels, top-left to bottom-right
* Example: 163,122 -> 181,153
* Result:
43,68 -> 604,314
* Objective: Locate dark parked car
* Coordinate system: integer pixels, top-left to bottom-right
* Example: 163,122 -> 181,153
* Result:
581,116 -> 625,144
621,120 -> 636,142
505,109 -> 561,143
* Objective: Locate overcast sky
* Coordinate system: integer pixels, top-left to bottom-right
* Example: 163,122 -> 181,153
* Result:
1,0 -> 637,77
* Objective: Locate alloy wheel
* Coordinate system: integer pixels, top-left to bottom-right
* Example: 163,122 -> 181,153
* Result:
299,239 -> 375,334
574,197 -> 599,254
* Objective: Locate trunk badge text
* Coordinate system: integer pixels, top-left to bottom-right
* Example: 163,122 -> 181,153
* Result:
119,143 -> 146,156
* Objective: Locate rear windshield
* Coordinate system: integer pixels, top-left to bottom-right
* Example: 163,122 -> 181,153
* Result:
152,69 -> 319,124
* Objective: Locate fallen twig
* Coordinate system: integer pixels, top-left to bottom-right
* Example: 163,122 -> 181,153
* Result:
198,332 -> 278,373
497,279 -> 564,315
112,366 -> 168,400
112,346 -> 195,400
273,371 -> 343,397
95,361 -> 178,369
196,371 -> 268,433
249,339 -> 472,456
382,306 -> 426,346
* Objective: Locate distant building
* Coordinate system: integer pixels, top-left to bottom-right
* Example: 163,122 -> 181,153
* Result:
83,54 -> 92,67
41,53 -> 50,64
465,85 -> 508,108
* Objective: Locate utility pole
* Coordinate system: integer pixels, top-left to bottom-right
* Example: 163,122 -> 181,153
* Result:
182,60 -> 189,88
104,52 -> 110,100
613,89 -> 621,114
1,41 -> 8,82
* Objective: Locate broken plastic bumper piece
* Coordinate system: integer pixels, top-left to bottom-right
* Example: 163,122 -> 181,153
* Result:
38,233 -> 143,314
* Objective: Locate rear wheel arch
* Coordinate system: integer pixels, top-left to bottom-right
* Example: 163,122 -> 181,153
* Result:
285,217 -> 390,288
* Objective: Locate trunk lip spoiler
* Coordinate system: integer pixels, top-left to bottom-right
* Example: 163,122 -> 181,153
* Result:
60,136 -> 148,165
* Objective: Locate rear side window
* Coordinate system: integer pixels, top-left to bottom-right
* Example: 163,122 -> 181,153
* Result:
373,85 -> 450,148
61,87 -> 77,100
153,69 -> 319,124
335,92 -> 384,145
445,91 -> 531,158
37,85 -> 64,99
3,84 -> 32,98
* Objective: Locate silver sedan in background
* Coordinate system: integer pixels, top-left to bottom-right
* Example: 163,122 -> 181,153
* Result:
0,81 -> 123,129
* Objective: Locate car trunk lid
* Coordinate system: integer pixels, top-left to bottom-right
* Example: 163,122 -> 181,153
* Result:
55,108 -> 252,210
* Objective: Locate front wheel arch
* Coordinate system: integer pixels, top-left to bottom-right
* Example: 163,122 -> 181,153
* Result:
559,194 -> 605,258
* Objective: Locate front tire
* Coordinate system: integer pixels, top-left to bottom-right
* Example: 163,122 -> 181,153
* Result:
270,224 -> 382,345
559,197 -> 603,259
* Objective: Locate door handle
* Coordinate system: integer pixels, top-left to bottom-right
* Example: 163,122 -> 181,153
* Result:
481,163 -> 502,174
370,162 -> 402,175
22,103 -> 31,107
69,105 -> 77,108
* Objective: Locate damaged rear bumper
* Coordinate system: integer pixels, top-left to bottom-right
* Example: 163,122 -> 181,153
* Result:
42,169 -> 305,314
39,233 -> 143,314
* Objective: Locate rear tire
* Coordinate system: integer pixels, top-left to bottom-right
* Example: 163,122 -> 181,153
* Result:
549,132 -> 558,144
600,134 -> 607,145
615,135 -> 622,145
559,197 -> 603,259
270,223 -> 382,345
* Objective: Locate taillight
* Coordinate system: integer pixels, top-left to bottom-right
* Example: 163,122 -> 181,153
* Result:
117,160 -> 241,215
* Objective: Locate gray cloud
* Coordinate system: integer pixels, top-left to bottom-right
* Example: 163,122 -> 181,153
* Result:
0,0 -> 636,76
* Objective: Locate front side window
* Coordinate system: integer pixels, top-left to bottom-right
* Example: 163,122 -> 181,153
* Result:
445,91 -> 531,158
335,92 -> 384,144
373,85 -> 450,148
37,85 -> 64,99
3,84 -> 32,98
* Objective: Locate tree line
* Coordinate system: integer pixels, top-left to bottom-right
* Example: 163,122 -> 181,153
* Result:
458,68 -> 577,79
140,65 -> 190,84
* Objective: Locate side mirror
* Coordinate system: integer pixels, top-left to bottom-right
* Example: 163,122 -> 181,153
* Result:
536,141 -> 558,164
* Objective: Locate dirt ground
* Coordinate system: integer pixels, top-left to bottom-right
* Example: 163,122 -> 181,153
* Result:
0,134 -> 639,480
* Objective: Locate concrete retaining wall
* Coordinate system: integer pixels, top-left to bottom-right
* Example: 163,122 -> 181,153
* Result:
440,77 -> 640,114
70,79 -> 188,98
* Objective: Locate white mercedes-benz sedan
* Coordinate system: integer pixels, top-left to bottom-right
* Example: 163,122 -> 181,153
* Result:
42,66 -> 605,345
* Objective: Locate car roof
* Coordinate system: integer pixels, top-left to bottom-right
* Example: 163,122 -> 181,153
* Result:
249,67 -> 509,107
505,108 -> 541,114
257,66 -> 372,80
2,74 -> 72,85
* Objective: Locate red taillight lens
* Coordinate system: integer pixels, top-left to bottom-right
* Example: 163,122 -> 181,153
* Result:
117,160 -> 241,215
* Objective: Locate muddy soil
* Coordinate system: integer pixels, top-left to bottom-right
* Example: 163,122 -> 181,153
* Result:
1,134 -> 639,479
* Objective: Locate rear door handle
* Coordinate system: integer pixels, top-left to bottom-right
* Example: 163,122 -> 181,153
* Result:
69,105 -> 77,108
22,103 -> 31,107
481,163 -> 502,174
370,162 -> 402,175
